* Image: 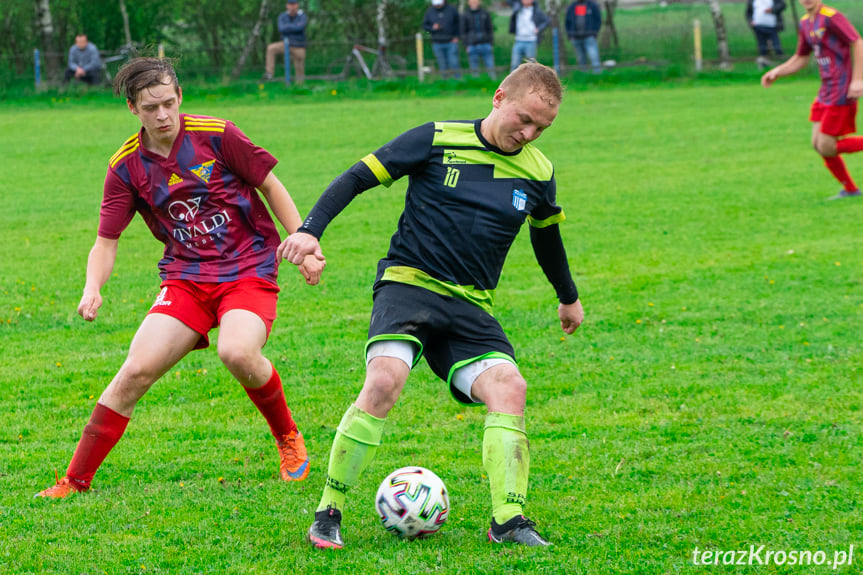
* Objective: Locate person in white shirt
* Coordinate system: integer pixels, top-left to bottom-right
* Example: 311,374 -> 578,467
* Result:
746,0 -> 786,68
508,0 -> 549,71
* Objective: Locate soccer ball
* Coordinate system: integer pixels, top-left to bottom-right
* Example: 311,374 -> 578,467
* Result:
374,466 -> 450,539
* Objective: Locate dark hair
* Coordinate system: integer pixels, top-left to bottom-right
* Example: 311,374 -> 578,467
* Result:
499,62 -> 563,106
113,57 -> 181,104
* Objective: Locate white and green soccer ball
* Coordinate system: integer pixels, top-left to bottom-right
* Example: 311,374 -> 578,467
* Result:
374,466 -> 450,540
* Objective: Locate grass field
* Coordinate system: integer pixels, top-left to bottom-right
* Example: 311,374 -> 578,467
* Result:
1,77 -> 861,574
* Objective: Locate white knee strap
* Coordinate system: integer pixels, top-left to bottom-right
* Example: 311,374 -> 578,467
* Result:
366,340 -> 416,370
451,358 -> 513,404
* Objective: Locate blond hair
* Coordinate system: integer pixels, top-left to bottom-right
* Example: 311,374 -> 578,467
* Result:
499,62 -> 563,106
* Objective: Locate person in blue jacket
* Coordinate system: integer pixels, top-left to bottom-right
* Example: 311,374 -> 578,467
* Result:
264,0 -> 308,83
64,34 -> 103,85
565,0 -> 603,73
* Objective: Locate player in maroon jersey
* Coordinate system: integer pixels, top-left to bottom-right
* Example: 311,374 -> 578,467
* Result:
761,0 -> 863,199
36,58 -> 325,498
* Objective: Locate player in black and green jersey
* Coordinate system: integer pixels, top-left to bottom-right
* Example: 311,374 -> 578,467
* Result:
280,62 -> 584,548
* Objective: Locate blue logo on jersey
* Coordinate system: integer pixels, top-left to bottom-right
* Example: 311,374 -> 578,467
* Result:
512,189 -> 527,211
189,160 -> 215,184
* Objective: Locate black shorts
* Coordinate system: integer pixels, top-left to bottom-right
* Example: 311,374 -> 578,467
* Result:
367,281 -> 516,404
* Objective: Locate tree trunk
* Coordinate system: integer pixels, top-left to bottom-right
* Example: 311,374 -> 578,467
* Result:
34,0 -> 61,79
376,0 -> 389,48
545,0 -> 563,27
705,0 -> 729,69
231,0 -> 272,80
601,0 -> 619,50
118,0 -> 133,48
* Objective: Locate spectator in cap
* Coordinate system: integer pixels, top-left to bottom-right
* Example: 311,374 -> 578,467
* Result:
423,0 -> 462,79
264,0 -> 308,83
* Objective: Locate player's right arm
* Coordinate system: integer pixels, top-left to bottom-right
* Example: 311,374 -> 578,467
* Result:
85,157 -> 138,321
279,123 -> 434,265
78,236 -> 118,321
761,53 -> 809,87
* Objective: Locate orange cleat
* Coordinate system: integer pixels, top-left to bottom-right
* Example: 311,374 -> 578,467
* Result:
277,430 -> 309,481
35,473 -> 89,499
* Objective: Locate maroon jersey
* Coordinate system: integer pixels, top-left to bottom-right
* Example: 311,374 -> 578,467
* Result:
99,115 -> 280,283
796,5 -> 861,106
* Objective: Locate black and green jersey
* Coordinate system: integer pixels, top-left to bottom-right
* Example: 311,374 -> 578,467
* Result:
300,119 -> 575,314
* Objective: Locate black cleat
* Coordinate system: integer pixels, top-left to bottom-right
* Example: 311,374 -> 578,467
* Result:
307,507 -> 344,549
487,514 -> 552,547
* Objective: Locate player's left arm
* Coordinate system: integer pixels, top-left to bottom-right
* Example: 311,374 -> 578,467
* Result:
849,38 -> 863,99
258,171 -> 325,285
530,222 -> 583,334
528,183 -> 583,336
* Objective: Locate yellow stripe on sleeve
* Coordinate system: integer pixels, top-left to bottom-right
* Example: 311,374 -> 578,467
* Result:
110,141 -> 140,168
527,210 -> 566,228
109,135 -> 139,165
361,153 -> 394,187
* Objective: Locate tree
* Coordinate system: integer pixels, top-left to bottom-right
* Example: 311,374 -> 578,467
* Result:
231,0 -> 272,80
34,0 -> 61,79
705,0 -> 729,69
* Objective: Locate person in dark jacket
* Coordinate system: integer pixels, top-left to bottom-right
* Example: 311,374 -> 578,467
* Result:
424,0 -> 462,79
461,0 -> 496,78
264,0 -> 308,83
564,0 -> 602,74
746,0 -> 786,69
509,0 -> 549,71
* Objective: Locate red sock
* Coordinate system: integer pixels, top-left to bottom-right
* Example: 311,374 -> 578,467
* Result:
837,136 -> 863,155
823,156 -> 859,191
67,403 -> 130,488
244,364 -> 297,439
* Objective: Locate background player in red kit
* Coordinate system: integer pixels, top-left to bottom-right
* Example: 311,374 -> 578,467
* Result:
37,57 -> 325,498
761,0 -> 863,199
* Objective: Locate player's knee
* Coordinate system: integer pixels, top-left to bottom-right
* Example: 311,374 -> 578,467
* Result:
365,361 -> 407,398
814,136 -> 837,157
115,360 -> 159,393
499,372 -> 527,404
366,370 -> 401,397
217,345 -> 256,374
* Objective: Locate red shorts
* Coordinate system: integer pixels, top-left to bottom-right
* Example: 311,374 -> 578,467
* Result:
810,100 -> 858,137
147,277 -> 279,349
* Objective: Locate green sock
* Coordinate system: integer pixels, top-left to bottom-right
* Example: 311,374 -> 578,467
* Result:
482,412 -> 529,525
316,404 -> 385,513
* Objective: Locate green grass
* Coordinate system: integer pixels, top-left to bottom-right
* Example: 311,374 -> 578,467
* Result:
1,79 -> 862,573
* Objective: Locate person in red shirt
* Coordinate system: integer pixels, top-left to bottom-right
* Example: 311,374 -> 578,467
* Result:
36,57 -> 325,498
761,0 -> 863,199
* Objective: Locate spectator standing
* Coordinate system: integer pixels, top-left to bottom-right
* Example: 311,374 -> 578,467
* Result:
461,0 -> 497,79
264,0 -> 308,83
509,0 -> 549,71
746,0 -> 786,69
424,0 -> 462,79
564,0 -> 603,74
64,34 -> 103,86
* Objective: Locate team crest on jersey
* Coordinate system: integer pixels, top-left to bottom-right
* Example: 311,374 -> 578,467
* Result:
168,173 -> 183,187
189,160 -> 215,184
512,189 -> 527,211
